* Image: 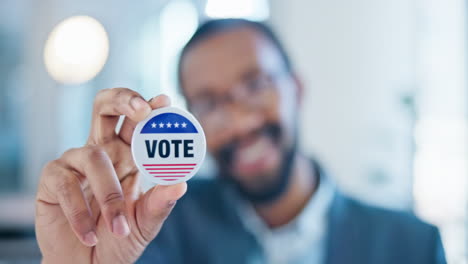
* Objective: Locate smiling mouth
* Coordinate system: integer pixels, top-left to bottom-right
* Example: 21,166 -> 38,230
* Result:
232,132 -> 280,176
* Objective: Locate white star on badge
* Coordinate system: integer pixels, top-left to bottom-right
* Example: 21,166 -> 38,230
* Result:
166,122 -> 172,128
182,122 -> 187,128
151,122 -> 156,128
174,122 -> 180,128
159,122 -> 164,128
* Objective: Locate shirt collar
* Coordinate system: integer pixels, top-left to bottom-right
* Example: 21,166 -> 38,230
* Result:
229,161 -> 336,240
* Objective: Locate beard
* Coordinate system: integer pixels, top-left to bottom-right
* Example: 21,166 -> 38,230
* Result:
215,124 -> 297,205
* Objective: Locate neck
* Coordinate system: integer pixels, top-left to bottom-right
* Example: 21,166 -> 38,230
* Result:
253,155 -> 318,228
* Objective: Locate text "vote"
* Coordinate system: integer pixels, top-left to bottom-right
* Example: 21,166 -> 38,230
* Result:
145,139 -> 194,158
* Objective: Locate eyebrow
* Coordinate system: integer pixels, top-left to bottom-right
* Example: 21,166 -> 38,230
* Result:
189,89 -> 214,102
240,67 -> 262,82
187,66 -> 263,100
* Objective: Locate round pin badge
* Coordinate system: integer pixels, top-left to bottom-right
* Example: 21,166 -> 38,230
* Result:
131,107 -> 206,185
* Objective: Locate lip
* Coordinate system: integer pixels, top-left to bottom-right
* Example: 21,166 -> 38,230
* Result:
232,134 -> 279,176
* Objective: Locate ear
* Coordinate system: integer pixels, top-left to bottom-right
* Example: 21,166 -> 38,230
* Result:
291,73 -> 305,107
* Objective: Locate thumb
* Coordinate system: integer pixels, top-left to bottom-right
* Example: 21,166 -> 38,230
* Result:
135,182 -> 187,243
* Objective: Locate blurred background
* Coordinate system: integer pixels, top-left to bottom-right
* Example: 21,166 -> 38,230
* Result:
0,0 -> 466,263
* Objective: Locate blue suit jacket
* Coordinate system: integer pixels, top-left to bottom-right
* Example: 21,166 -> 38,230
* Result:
138,179 -> 446,264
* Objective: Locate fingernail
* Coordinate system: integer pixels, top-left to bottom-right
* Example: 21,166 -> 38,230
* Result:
130,97 -> 146,111
112,215 -> 130,237
83,231 -> 98,246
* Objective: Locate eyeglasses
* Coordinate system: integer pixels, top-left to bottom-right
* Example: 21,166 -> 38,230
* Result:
188,71 -> 288,118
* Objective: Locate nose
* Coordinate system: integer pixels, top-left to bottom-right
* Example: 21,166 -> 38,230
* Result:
228,107 -> 265,140
229,82 -> 249,102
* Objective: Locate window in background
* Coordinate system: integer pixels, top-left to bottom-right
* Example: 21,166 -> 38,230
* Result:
160,0 -> 198,107
139,16 -> 161,99
0,26 -> 23,193
414,0 -> 468,263
139,0 -> 198,108
205,0 -> 269,21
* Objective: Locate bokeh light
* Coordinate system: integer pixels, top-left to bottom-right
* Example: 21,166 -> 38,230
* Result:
43,15 -> 109,84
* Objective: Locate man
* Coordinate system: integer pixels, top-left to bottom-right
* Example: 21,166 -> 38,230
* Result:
36,19 -> 446,264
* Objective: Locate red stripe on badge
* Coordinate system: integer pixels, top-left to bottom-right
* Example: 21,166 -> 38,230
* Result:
143,164 -> 197,166
146,167 -> 194,170
143,164 -> 197,181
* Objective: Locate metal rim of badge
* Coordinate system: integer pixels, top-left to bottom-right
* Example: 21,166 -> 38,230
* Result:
131,106 -> 206,185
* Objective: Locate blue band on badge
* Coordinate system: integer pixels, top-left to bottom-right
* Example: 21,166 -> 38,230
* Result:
140,113 -> 198,134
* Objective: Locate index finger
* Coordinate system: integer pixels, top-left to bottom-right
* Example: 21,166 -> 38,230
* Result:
118,94 -> 171,144
62,146 -> 130,238
88,88 -> 152,145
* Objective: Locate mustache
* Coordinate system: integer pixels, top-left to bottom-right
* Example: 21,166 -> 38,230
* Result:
215,122 -> 298,204
216,123 -> 282,169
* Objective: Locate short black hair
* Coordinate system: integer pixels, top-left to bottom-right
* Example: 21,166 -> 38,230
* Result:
177,18 -> 293,90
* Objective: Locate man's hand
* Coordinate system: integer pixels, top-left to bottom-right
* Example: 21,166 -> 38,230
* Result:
35,88 -> 186,263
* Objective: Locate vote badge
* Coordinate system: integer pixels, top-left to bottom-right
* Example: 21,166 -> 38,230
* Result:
131,107 -> 206,185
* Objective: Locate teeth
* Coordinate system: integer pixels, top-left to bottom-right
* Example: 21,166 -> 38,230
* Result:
238,137 -> 268,163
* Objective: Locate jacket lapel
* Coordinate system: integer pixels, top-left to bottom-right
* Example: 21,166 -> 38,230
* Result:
324,193 -> 372,264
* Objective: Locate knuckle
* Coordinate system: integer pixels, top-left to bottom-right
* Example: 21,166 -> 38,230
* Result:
62,147 -> 78,159
94,87 -> 138,114
114,89 -> 127,107
41,159 -> 71,184
95,88 -> 112,103
103,191 -> 124,207
114,88 -> 137,105
101,191 -> 125,215
94,89 -> 110,111
68,207 -> 91,226
39,159 -> 70,200
83,145 -> 107,162
41,159 -> 61,175
55,174 -> 76,195
113,87 -> 131,97
94,88 -> 129,113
